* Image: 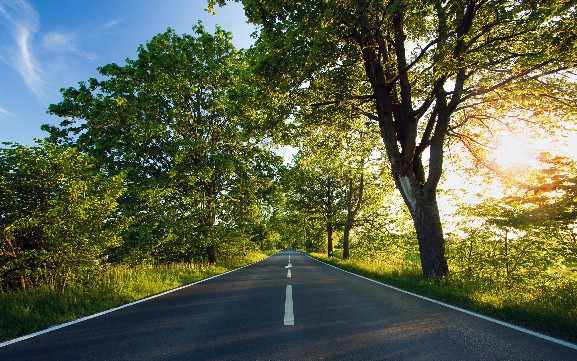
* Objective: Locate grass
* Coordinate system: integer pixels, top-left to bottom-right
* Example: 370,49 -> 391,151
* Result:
0,252 -> 269,342
309,252 -> 577,344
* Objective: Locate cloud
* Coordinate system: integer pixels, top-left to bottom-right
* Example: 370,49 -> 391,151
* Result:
42,32 -> 97,60
0,0 -> 48,99
98,18 -> 123,31
41,32 -> 72,51
0,105 -> 14,123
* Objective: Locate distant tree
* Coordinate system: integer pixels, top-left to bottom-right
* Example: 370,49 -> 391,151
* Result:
340,123 -> 388,259
283,116 -> 391,258
287,146 -> 347,258
505,154 -> 577,265
0,142 -> 126,292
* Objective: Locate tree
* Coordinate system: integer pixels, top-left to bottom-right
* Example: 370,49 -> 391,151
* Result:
215,0 -> 577,276
340,123 -> 387,259
0,142 -> 126,292
449,149 -> 577,283
287,144 -> 347,257
45,25 -> 282,264
283,114 -> 390,258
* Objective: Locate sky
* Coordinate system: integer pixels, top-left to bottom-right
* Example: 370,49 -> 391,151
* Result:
0,0 -> 255,145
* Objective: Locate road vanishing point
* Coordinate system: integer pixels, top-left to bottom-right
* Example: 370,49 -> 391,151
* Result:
1,250 -> 576,360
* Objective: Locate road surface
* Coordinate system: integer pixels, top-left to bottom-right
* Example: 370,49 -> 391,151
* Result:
1,250 -> 576,360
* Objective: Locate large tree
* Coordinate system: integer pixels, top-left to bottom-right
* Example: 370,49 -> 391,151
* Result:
45,25 -> 281,264
213,0 -> 577,276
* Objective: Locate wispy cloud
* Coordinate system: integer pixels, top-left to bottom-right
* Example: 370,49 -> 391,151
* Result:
0,0 -> 48,99
42,32 -> 97,60
98,18 -> 123,31
0,105 -> 14,123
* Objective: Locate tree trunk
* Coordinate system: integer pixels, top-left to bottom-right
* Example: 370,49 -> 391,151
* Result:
203,180 -> 218,265
343,172 -> 363,260
205,209 -> 218,265
403,181 -> 449,277
327,221 -> 333,257
60,269 -> 70,294
206,242 -> 218,265
343,175 -> 353,260
343,215 -> 353,259
361,44 -> 450,277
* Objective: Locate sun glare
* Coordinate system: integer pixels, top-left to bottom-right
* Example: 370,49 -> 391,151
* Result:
491,135 -> 539,171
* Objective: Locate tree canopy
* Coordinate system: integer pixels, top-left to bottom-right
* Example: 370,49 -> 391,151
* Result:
44,25 -> 282,265
0,142 -> 126,292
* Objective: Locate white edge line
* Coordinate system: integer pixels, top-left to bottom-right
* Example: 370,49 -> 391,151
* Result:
305,254 -> 577,351
0,254 -> 275,348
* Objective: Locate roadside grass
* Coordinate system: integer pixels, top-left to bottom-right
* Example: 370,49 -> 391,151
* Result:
308,252 -> 577,343
0,252 -> 269,342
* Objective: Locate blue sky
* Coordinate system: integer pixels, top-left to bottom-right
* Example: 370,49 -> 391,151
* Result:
0,0 -> 255,145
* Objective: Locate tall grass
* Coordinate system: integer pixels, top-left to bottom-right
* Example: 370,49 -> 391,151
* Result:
309,253 -> 577,343
0,252 -> 269,342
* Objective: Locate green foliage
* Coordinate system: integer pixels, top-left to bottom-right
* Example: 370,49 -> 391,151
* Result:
0,142 -> 126,292
447,152 -> 577,285
45,26 -> 283,265
277,113 -> 396,256
451,200 -> 549,283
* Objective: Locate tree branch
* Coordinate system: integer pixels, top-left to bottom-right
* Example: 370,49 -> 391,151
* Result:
461,61 -> 553,103
310,94 -> 374,107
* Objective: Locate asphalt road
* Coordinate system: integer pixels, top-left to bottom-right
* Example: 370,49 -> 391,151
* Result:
1,250 -> 577,360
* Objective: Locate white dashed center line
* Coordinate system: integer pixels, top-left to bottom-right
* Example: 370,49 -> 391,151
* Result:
284,285 -> 294,325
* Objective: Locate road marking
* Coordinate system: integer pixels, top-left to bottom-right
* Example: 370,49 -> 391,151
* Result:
284,285 -> 294,325
287,269 -> 292,278
285,263 -> 292,268
307,254 -> 577,351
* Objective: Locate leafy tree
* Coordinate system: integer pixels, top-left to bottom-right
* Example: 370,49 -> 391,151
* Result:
45,25 -> 281,264
454,196 -> 557,284
504,154 -> 577,265
340,123 -> 388,259
513,154 -> 577,225
287,143 -> 347,257
215,0 -> 577,276
0,142 -> 126,292
283,116 -> 393,258
263,184 -> 325,252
